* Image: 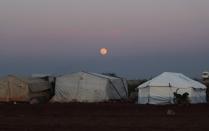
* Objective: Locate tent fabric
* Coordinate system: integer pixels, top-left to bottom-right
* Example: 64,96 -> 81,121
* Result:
137,72 -> 207,104
51,72 -> 128,102
0,75 -> 29,102
0,75 -> 51,102
29,78 -> 50,93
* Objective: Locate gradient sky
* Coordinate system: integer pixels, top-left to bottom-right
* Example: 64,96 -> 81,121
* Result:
0,0 -> 209,79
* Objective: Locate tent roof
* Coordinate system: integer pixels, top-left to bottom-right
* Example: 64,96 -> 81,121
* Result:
87,72 -> 120,80
60,71 -> 121,80
0,75 -> 50,92
138,72 -> 206,89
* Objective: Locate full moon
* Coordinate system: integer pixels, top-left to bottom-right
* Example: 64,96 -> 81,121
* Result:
100,48 -> 108,56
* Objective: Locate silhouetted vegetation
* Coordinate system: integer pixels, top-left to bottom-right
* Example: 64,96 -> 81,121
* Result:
127,79 -> 147,102
199,79 -> 209,103
127,79 -> 147,95
204,81 -> 209,103
173,92 -> 190,105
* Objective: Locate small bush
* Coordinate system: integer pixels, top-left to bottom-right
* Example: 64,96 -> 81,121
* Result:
173,92 -> 190,105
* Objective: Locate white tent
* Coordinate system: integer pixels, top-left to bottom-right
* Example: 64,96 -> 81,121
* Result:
51,72 -> 128,102
137,72 -> 206,104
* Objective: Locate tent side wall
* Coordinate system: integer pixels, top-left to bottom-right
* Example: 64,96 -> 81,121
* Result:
190,88 -> 206,103
0,79 -> 10,102
9,76 -> 30,102
171,87 -> 206,104
51,74 -> 80,102
138,86 -> 174,105
149,86 -> 173,104
28,78 -> 52,103
109,79 -> 128,99
87,72 -> 128,101
138,86 -> 206,104
138,87 -> 149,104
106,81 -> 123,100
77,73 -> 108,102
122,78 -> 129,97
51,73 -> 109,103
0,76 -> 30,102
78,73 -> 129,102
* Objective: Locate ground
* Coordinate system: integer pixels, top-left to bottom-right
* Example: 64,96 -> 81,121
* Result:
0,103 -> 209,131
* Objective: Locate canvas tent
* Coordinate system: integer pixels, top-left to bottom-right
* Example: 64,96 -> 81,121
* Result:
51,72 -> 128,102
0,75 -> 51,102
137,72 -> 206,104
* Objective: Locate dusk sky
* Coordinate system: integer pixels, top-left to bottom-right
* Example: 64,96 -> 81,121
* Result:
0,0 -> 209,79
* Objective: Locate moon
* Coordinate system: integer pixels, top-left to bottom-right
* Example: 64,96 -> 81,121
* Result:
100,48 -> 108,56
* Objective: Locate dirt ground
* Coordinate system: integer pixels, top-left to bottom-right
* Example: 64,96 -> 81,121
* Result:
0,103 -> 209,131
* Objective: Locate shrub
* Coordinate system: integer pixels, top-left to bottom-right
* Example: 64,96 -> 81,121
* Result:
173,92 -> 190,105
